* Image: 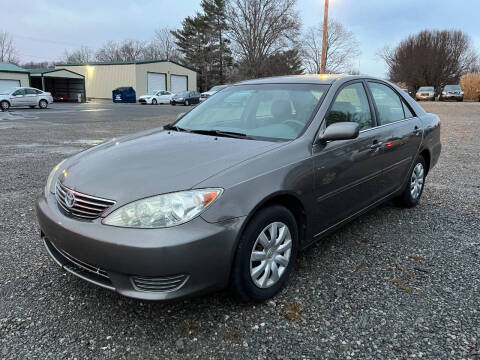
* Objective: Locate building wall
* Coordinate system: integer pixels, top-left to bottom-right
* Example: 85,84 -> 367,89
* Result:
0,72 -> 29,87
56,62 -> 197,99
57,64 -> 137,99
135,62 -> 197,95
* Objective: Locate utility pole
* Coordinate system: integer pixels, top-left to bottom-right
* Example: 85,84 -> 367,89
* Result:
320,0 -> 329,73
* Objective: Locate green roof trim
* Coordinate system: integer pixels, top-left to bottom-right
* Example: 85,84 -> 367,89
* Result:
26,68 -> 85,78
0,62 -> 29,73
55,59 -> 197,72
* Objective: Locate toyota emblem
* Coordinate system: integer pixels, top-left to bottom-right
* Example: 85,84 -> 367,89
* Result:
65,191 -> 76,208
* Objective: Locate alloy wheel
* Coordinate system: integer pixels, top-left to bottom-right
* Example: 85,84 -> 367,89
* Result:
410,163 -> 424,199
250,222 -> 292,289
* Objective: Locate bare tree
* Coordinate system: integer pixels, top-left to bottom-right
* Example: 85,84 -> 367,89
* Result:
95,40 -> 146,62
63,45 -> 94,64
380,29 -> 478,90
0,31 -> 19,64
145,28 -> 181,61
226,0 -> 300,78
302,19 -> 360,74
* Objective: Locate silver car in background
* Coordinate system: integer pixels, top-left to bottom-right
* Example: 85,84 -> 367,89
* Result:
0,87 -> 53,111
415,86 -> 435,101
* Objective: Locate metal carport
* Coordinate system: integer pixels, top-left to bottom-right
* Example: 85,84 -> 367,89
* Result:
28,68 -> 86,102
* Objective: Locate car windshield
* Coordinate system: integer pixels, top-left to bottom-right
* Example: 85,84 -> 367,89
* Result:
175,84 -> 328,141
445,85 -> 461,90
176,91 -> 189,97
419,87 -> 434,91
0,88 -> 15,95
209,85 -> 227,92
146,90 -> 157,95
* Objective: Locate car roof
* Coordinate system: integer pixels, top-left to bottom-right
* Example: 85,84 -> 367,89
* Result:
235,74 -> 361,85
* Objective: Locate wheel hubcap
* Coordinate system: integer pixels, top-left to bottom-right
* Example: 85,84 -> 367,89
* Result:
410,163 -> 424,199
250,222 -> 292,289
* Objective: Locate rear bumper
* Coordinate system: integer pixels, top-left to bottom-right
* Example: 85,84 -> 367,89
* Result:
36,193 -> 245,300
440,94 -> 463,101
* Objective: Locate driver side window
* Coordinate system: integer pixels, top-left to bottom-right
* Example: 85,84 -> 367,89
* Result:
326,82 -> 373,131
12,89 -> 25,96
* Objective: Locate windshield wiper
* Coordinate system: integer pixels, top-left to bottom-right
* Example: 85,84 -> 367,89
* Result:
187,129 -> 252,139
164,124 -> 189,132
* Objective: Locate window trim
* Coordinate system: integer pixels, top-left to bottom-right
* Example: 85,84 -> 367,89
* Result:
366,80 -> 417,126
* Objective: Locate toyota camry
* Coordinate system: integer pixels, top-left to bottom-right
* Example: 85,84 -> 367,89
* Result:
36,74 -> 441,302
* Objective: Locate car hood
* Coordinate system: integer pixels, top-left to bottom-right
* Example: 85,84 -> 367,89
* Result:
59,128 -> 283,205
138,95 -> 152,99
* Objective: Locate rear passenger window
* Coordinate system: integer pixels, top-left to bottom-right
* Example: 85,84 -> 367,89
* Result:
326,82 -> 373,131
367,82 -> 405,125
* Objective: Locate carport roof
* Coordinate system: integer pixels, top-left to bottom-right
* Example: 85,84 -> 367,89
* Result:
27,68 -> 85,78
0,62 -> 29,73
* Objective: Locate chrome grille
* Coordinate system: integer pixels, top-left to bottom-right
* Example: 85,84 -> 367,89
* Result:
55,181 -> 115,220
132,274 -> 188,292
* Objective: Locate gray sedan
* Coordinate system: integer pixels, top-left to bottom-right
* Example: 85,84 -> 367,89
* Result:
36,74 -> 441,302
0,87 -> 53,111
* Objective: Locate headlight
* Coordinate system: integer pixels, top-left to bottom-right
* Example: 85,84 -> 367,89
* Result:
102,188 -> 223,228
45,159 -> 66,195
442,91 -> 446,95
177,97 -> 184,101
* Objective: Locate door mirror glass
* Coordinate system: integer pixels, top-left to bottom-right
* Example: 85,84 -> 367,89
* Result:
317,122 -> 359,143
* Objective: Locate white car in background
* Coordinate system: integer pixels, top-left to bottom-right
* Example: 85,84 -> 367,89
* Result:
138,90 -> 174,105
0,87 -> 53,111
200,85 -> 228,102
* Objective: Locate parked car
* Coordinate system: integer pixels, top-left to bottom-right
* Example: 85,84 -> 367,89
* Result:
36,74 -> 441,302
170,91 -> 201,106
138,90 -> 174,105
439,85 -> 464,101
415,86 -> 435,101
0,87 -> 53,111
200,84 -> 228,101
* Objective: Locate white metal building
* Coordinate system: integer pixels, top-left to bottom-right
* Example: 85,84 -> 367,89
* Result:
55,60 -> 197,99
0,63 -> 30,91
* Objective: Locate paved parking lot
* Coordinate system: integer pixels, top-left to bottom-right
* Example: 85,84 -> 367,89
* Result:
0,101 -> 479,359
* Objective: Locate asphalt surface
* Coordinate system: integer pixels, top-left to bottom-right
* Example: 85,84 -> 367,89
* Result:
0,101 -> 479,359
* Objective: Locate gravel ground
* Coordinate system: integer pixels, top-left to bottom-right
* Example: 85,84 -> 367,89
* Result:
0,101 -> 479,359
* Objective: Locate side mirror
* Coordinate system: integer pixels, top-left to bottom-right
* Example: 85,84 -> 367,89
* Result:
176,112 -> 185,120
317,122 -> 359,143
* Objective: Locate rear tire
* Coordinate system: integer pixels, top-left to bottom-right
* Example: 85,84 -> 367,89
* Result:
394,155 -> 426,208
231,205 -> 298,302
39,99 -> 48,109
1,101 -> 10,111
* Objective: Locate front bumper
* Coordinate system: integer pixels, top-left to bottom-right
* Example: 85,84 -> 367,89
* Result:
440,94 -> 463,101
36,193 -> 245,300
138,98 -> 151,104
416,94 -> 434,101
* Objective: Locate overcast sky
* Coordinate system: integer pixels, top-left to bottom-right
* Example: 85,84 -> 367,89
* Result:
4,0 -> 480,77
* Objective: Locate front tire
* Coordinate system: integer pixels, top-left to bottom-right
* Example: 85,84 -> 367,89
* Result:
1,101 -> 10,111
395,155 -> 426,208
39,99 -> 48,109
184,100 -> 189,106
152,99 -> 157,105
231,205 -> 298,302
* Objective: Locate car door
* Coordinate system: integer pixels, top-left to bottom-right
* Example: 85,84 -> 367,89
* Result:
160,91 -> 170,103
312,81 -> 386,234
366,81 -> 423,195
10,88 -> 27,106
24,88 -> 39,105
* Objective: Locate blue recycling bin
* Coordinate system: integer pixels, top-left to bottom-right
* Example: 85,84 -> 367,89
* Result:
112,87 -> 136,103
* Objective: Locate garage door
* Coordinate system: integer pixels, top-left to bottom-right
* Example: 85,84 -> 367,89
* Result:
147,73 -> 166,93
170,75 -> 187,94
0,79 -> 20,92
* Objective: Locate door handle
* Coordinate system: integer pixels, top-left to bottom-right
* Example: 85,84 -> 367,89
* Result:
370,141 -> 383,150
